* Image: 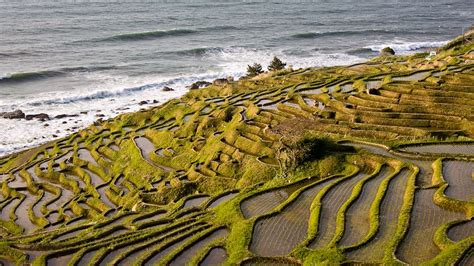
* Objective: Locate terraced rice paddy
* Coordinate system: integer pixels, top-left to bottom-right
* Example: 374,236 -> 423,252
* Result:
401,144 -> 474,156
240,177 -> 317,219
448,220 -> 474,242
397,188 -> 465,264
346,168 -> 411,263
0,37 -> 473,265
251,176 -> 340,256
338,166 -> 394,247
442,160 -> 474,202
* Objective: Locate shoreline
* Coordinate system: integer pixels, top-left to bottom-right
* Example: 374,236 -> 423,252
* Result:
0,41 -> 456,158
0,58 -> 366,158
0,71 -> 244,158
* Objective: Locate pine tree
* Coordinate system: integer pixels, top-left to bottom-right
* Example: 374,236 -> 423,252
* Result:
268,56 -> 287,71
246,63 -> 264,77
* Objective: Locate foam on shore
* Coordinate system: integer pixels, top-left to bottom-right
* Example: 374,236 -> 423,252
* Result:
365,40 -> 449,54
0,49 -> 365,157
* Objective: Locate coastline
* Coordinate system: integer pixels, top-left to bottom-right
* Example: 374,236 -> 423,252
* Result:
0,41 -> 454,158
0,56 -> 366,158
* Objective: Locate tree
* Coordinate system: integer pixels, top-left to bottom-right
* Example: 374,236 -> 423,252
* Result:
246,63 -> 264,77
268,56 -> 287,71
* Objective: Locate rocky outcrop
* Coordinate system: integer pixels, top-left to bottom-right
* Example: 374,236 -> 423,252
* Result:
25,113 -> 50,121
162,86 -> 174,92
2,112 -> 81,121
0,110 -> 25,119
187,81 -> 212,90
212,78 -> 230,86
54,114 -> 79,119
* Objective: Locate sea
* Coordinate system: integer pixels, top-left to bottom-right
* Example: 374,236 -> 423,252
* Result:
0,0 -> 472,156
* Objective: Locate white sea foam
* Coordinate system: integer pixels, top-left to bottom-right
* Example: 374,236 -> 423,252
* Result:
207,47 -> 364,73
0,48 -> 364,157
365,40 -> 449,54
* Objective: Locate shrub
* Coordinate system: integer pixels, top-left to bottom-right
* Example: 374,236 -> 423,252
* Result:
287,136 -> 354,167
268,56 -> 287,71
246,63 -> 263,77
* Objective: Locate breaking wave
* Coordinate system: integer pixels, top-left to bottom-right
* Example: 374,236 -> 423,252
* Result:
0,66 -> 116,83
98,29 -> 197,42
0,70 -> 65,83
174,47 -> 225,56
364,40 -> 449,53
95,26 -> 239,43
290,29 -> 433,39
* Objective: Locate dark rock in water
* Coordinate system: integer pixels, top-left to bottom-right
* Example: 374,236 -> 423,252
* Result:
139,100 -> 148,105
80,111 -> 88,114
54,114 -> 79,119
187,81 -> 212,90
44,123 -> 49,127
52,134 -> 58,138
153,99 -> 159,103
1,110 -> 25,119
26,113 -> 50,121
96,114 -> 105,117
162,86 -> 174,92
380,47 -> 395,56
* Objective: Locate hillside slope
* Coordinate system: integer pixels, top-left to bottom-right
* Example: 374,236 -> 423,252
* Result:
0,34 -> 473,265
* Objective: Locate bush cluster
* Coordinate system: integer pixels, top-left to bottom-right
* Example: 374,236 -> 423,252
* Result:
246,56 -> 287,77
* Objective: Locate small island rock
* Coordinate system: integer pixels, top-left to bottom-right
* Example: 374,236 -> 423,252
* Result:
380,47 -> 395,56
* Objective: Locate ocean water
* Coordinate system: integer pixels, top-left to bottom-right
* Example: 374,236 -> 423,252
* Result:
0,1 -> 472,156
